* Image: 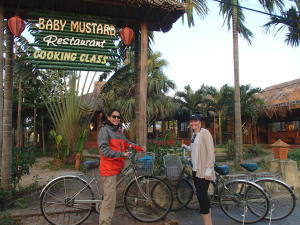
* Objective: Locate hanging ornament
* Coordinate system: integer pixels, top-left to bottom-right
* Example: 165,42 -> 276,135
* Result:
8,16 -> 26,37
120,26 -> 135,46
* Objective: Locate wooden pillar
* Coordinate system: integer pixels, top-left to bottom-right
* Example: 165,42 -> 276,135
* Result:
1,26 -> 14,189
135,23 -> 148,147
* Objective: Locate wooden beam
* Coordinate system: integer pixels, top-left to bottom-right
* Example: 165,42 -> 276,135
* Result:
135,23 -> 148,147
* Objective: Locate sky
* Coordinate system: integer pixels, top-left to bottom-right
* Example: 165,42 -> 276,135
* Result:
152,0 -> 299,92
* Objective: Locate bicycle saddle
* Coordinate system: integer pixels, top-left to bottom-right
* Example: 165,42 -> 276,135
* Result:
83,160 -> 99,170
214,165 -> 230,175
240,163 -> 258,172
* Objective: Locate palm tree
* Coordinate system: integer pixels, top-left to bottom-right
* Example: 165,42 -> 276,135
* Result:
264,4 -> 300,47
1,30 -> 14,190
100,51 -> 176,140
218,0 -> 284,163
178,0 -> 208,27
175,85 -> 207,115
239,84 -> 264,144
206,84 -> 234,145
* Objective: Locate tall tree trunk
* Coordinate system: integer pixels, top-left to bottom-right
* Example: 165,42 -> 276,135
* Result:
253,124 -> 258,145
0,3 -> 4,175
232,1 -> 243,164
41,115 -> 45,154
162,121 -> 166,138
16,76 -> 22,147
135,23 -> 148,147
1,30 -> 14,190
153,121 -> 156,137
218,112 -> 222,145
33,100 -> 37,145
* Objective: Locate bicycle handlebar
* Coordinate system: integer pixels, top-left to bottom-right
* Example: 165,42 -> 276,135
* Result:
127,146 -> 137,162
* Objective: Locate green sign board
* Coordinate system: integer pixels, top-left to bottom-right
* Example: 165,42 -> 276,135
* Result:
27,13 -> 119,72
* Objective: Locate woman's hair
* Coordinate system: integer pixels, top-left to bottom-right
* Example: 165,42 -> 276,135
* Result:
107,109 -> 121,117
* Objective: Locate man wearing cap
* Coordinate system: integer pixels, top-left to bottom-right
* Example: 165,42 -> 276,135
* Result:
182,113 -> 215,225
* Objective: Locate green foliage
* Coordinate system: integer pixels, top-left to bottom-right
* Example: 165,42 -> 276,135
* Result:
100,51 -> 177,133
13,198 -> 28,209
226,139 -> 236,157
76,129 -> 89,156
50,130 -> 64,159
0,213 -> 21,225
257,159 -> 269,170
0,188 -> 12,210
288,148 -> 300,166
147,143 -> 181,176
12,146 -> 36,188
87,148 -> 99,155
42,71 -> 97,158
243,144 -> 266,159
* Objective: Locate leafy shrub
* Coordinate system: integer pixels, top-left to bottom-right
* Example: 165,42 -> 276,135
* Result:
257,159 -> 269,170
147,142 -> 181,176
12,146 -> 36,188
0,188 -> 12,210
243,144 -> 266,159
288,148 -> 300,166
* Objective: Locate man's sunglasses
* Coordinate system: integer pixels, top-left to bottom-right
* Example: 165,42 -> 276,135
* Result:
111,115 -> 121,119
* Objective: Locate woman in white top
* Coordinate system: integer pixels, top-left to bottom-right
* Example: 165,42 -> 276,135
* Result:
182,113 -> 215,225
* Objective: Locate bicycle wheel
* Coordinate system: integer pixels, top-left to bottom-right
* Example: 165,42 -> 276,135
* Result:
185,178 -> 215,210
255,178 -> 296,220
124,176 -> 173,222
219,180 -> 269,224
40,176 -> 94,225
174,178 -> 193,210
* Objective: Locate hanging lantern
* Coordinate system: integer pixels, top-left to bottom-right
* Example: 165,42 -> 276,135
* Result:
120,26 -> 135,46
8,16 -> 26,37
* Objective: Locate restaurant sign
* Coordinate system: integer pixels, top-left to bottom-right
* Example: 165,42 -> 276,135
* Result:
27,13 -> 119,72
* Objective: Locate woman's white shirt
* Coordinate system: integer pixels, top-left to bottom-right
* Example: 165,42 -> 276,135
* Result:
191,132 -> 200,172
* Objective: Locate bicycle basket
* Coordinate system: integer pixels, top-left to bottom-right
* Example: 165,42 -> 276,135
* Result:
163,154 -> 183,181
136,152 -> 155,176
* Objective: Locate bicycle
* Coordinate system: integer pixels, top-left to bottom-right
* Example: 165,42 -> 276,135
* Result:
40,147 -> 173,225
162,154 -> 194,211
239,162 -> 296,221
180,148 -> 270,224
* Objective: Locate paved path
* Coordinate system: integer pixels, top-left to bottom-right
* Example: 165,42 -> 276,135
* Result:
19,201 -> 300,225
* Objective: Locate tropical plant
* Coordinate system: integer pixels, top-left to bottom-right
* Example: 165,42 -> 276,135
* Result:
100,51 -> 177,140
11,146 -> 36,188
13,36 -> 41,147
175,85 -> 208,115
218,0 -> 285,163
206,84 -> 234,144
264,3 -> 300,47
1,30 -> 14,190
178,0 -> 208,27
42,71 -> 98,159
49,130 -> 63,159
240,84 -> 264,123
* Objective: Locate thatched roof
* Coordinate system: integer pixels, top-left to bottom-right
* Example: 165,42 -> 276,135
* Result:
258,78 -> 300,118
3,0 -> 185,32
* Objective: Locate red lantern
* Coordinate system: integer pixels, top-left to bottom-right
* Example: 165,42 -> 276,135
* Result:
120,27 -> 135,46
8,16 -> 26,37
